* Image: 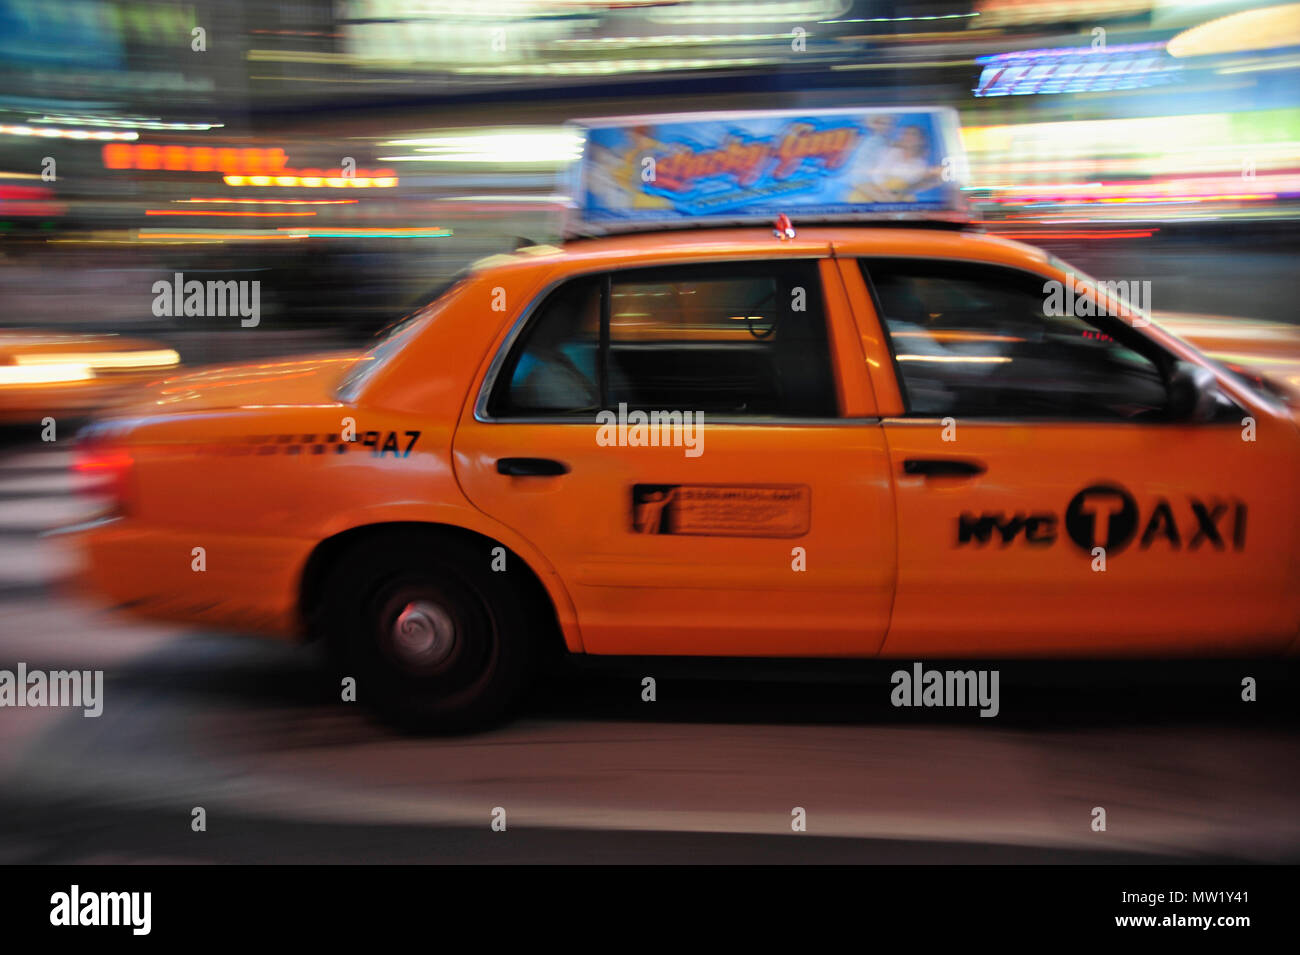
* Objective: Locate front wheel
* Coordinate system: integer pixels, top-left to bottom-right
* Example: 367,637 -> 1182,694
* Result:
320,530 -> 540,732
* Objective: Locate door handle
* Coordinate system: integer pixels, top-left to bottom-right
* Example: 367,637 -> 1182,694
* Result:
496,457 -> 570,476
902,458 -> 985,477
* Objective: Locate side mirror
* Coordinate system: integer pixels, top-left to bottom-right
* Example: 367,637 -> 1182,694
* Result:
1166,360 -> 1222,422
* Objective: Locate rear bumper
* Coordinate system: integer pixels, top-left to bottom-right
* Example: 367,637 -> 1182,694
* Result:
63,517 -> 313,639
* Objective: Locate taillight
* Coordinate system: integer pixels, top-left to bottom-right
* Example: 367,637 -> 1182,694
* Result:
73,444 -> 134,516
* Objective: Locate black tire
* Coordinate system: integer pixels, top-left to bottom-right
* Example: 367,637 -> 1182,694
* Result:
319,529 -> 540,732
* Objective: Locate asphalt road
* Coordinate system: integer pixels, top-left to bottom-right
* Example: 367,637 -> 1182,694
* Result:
0,436 -> 1297,864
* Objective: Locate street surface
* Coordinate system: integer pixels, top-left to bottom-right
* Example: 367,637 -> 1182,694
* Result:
0,437 -> 1296,863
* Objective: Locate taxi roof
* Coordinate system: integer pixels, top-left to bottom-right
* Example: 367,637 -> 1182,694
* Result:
470,226 -> 1054,278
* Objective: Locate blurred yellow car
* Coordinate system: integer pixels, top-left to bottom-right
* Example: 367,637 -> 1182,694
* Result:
0,332 -> 180,425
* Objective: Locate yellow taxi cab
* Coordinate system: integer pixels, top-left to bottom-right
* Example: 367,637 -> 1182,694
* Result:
68,108 -> 1300,729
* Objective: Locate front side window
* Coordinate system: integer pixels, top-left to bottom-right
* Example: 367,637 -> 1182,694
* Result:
860,258 -> 1169,420
490,260 -> 838,418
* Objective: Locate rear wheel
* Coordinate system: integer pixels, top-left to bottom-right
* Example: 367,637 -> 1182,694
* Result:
320,530 -> 540,732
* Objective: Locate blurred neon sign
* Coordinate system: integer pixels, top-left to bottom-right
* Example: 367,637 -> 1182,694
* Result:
102,144 -> 397,187
974,43 -> 1181,97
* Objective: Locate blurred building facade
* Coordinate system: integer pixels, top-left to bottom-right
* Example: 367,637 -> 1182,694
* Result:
1,0 -> 1298,348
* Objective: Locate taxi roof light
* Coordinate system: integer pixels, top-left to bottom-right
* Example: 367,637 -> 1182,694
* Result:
73,444 -> 135,515
563,106 -> 972,238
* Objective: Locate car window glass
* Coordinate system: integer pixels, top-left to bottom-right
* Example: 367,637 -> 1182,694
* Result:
336,275 -> 468,403
860,258 -> 1168,420
497,278 -> 602,414
492,260 -> 838,418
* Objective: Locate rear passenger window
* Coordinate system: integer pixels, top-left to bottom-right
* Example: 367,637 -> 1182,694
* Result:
493,277 -> 603,414
489,260 -> 839,418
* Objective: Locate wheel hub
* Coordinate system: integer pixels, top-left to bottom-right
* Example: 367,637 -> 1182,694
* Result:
391,599 -> 457,668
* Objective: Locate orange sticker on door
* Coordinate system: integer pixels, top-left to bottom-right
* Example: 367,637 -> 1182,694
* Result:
632,484 -> 811,537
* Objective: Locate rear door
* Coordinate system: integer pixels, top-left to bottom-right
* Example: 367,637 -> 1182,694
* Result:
839,255 -> 1300,656
453,254 -> 897,656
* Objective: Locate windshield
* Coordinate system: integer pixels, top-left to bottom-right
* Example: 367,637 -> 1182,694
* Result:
1209,356 -> 1294,406
1047,257 -> 1293,406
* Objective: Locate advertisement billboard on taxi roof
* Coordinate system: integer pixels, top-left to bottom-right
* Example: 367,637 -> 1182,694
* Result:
566,106 -> 969,235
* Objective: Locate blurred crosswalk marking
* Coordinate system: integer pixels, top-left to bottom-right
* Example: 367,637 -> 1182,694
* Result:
0,445 -> 95,599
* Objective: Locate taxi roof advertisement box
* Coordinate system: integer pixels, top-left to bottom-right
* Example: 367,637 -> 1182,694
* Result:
565,107 -> 970,236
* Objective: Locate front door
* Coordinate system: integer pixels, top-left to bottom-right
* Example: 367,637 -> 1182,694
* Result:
846,255 -> 1300,656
